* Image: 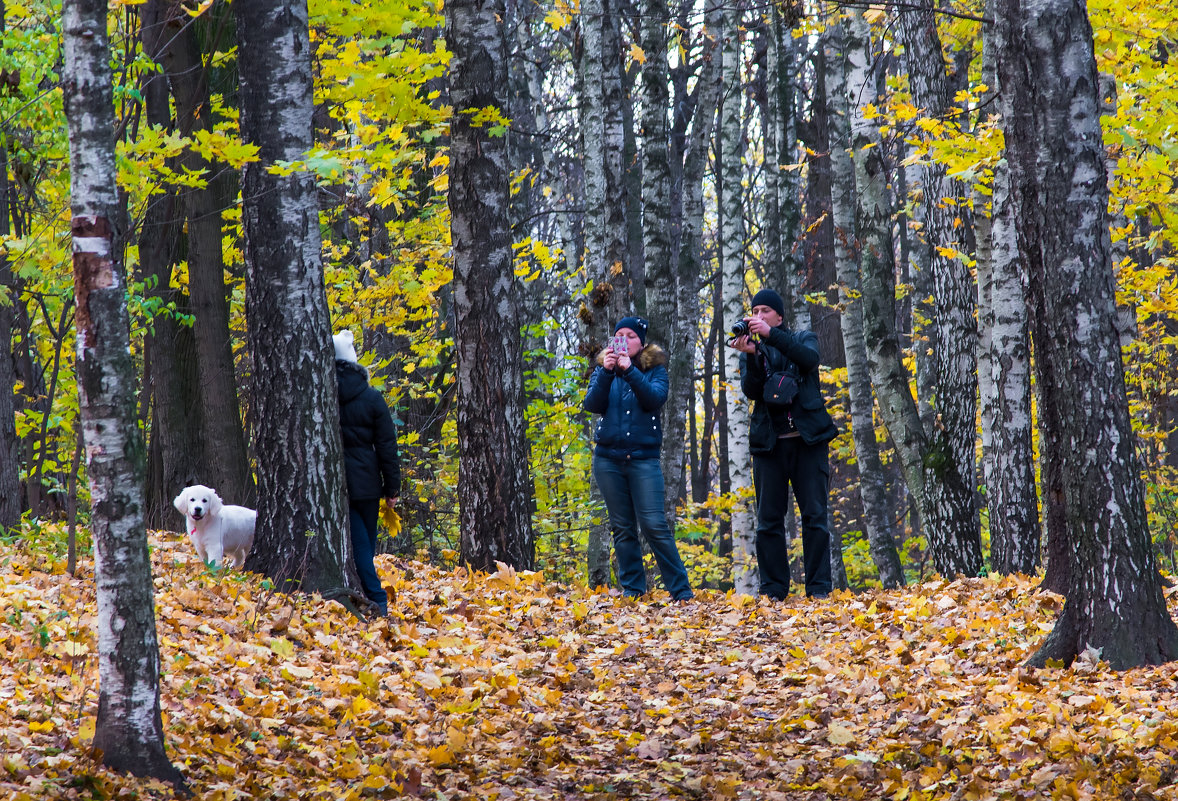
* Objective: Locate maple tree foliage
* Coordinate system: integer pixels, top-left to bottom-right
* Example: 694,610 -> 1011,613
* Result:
3,530 -> 1178,800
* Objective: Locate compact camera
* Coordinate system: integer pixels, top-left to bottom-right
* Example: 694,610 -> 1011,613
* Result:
730,320 -> 751,338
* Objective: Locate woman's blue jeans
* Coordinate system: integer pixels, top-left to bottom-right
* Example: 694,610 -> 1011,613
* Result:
349,499 -> 388,615
593,456 -> 693,600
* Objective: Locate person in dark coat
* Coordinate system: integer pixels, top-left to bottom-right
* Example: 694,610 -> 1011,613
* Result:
334,330 -> 400,616
583,316 -> 693,601
728,289 -> 838,599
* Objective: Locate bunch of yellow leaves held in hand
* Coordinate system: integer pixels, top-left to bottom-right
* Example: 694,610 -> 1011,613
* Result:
380,498 -> 402,536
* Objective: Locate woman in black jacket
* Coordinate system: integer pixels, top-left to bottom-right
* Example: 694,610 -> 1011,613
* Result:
334,330 -> 400,616
583,317 -> 692,601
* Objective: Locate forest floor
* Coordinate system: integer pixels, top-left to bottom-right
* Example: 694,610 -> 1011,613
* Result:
2,531 -> 1177,800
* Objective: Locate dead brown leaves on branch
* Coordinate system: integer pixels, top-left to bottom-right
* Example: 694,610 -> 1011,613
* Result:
2,533 -> 1178,800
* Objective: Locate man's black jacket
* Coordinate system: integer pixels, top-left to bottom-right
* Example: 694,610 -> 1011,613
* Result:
739,326 -> 838,454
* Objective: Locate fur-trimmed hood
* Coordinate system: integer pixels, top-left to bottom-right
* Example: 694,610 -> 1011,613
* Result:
594,343 -> 668,371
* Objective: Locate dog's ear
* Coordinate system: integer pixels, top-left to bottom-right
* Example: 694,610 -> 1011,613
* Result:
209,491 -> 223,515
173,491 -> 188,514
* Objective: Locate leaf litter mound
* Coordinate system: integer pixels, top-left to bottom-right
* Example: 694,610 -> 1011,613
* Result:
2,532 -> 1178,800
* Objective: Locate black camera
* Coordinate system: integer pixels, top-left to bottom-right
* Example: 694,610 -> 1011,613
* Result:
730,320 -> 750,338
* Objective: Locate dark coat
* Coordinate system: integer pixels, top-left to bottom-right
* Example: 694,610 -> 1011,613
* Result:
739,327 -> 838,454
583,344 -> 669,461
337,360 -> 401,501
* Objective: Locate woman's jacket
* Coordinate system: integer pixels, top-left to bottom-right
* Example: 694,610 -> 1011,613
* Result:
583,345 -> 669,461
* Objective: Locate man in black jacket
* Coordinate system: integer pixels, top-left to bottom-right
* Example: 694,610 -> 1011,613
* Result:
334,330 -> 400,616
729,289 -> 838,599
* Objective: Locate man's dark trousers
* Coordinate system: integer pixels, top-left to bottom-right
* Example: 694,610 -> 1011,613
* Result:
752,435 -> 832,599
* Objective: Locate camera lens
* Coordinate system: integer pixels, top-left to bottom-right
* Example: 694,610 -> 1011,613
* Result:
731,320 -> 750,337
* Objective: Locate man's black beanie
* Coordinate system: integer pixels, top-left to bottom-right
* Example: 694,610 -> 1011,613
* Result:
751,288 -> 786,319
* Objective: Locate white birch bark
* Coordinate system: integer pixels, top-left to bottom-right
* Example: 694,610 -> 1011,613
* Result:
719,0 -> 757,594
580,0 -> 632,587
985,161 -> 1040,573
638,0 -> 681,509
897,0 -> 982,566
62,0 -> 181,784
845,7 -> 981,578
824,17 -> 905,588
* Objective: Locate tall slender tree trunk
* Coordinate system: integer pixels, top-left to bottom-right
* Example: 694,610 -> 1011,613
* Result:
62,0 -> 182,784
235,0 -> 355,595
638,0 -> 680,509
996,0 -> 1178,669
824,17 -> 904,588
448,0 -> 535,571
766,1 -> 807,328
845,8 -> 981,579
162,0 -> 255,506
896,0 -> 982,567
138,0 -> 205,529
675,0 -> 723,518
984,154 -> 1040,574
581,0 -> 632,585
718,0 -> 757,594
0,0 -> 20,533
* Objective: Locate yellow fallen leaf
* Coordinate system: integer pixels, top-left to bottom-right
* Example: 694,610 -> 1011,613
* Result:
827,724 -> 856,746
427,744 -> 453,766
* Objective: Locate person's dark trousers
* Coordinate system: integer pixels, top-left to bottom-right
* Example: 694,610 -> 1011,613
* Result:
593,455 -> 694,600
752,436 -> 832,599
348,498 -> 388,615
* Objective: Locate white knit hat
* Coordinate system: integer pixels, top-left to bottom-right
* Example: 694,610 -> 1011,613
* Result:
333,330 -> 359,363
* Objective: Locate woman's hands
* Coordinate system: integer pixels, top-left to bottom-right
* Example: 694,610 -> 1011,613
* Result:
603,350 -> 632,372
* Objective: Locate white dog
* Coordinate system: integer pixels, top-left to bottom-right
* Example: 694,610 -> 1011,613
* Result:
172,485 -> 257,569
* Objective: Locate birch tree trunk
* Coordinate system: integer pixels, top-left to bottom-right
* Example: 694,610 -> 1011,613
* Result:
235,0 -> 355,595
581,0 -> 632,585
896,0 -> 982,565
996,0 -> 1178,669
767,2 -> 807,328
985,157 -> 1040,574
448,0 -> 535,570
638,0 -> 680,508
62,0 -> 181,783
719,0 -> 757,594
824,17 -> 904,588
845,8 -> 982,579
0,0 -> 19,532
675,0 -> 723,515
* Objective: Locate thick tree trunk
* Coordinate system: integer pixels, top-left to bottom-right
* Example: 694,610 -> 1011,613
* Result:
448,0 -> 535,571
0,0 -> 19,532
62,0 -> 181,785
845,8 -> 982,579
138,0 -> 205,529
235,0 -> 355,594
161,0 -> 255,506
719,0 -> 757,594
824,19 -> 905,589
996,0 -> 1178,668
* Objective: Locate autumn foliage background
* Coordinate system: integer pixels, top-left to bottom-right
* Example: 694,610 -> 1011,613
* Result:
3,528 -> 1178,800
